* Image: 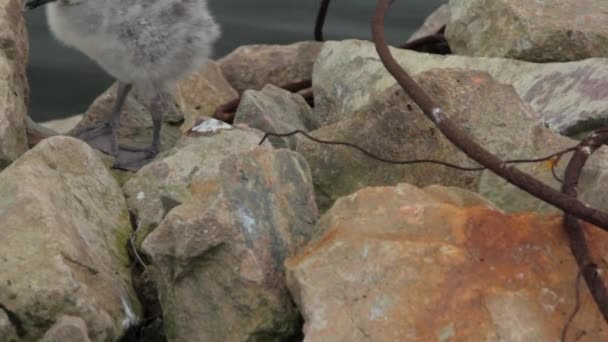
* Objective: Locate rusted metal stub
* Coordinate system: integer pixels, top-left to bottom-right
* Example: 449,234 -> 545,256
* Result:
561,129 -> 608,324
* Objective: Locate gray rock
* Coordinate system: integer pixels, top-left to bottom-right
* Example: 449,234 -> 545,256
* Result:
174,60 -> 238,132
219,41 -> 323,93
302,66 -> 608,214
123,120 -> 268,247
142,147 -> 318,342
0,136 -> 140,341
446,0 -> 608,62
40,316 -> 91,342
301,68 -> 533,212
0,0 -> 29,166
314,39 -> 608,134
235,84 -> 318,149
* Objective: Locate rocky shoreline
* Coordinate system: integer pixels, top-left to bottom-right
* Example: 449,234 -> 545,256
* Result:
2,1 -> 608,341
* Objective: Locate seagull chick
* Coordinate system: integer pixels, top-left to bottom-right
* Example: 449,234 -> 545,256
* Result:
26,0 -> 221,171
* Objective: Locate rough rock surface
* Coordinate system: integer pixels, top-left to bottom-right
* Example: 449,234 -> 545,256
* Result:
142,147 -> 318,341
174,60 -> 238,131
70,83 -> 181,155
446,0 -> 608,62
0,0 -> 29,166
219,41 -> 323,93
286,184 -> 608,341
314,39 -> 608,134
302,67 -> 608,213
40,316 -> 92,342
123,120 -> 267,247
235,84 -> 318,149
407,4 -> 449,42
0,136 -> 140,341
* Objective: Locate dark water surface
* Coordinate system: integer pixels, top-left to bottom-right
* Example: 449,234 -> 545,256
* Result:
25,0 -> 444,121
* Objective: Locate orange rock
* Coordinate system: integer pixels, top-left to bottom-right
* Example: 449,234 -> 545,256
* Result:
286,184 -> 608,341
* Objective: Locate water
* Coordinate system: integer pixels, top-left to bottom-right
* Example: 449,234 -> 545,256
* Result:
25,0 -> 445,121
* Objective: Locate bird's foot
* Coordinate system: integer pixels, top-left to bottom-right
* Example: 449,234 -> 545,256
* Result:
71,122 -> 159,171
112,144 -> 159,172
71,121 -> 117,156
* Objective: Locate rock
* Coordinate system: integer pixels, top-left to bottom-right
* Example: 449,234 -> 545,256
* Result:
174,60 -> 238,132
123,120 -> 267,248
0,136 -> 140,341
286,184 -> 608,341
40,114 -> 83,134
478,141 -> 608,214
0,0 -> 29,166
234,84 -> 318,149
301,67 -> 588,213
40,316 -> 91,342
69,83 -> 181,155
142,147 -> 318,341
219,41 -> 323,93
446,0 -> 608,62
314,39 -> 608,134
407,4 -> 449,42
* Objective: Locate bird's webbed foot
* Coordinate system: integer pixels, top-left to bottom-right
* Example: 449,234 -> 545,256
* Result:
112,144 -> 159,172
71,121 -> 118,156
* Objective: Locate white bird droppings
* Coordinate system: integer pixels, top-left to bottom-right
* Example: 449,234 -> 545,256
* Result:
136,191 -> 145,201
191,118 -> 232,133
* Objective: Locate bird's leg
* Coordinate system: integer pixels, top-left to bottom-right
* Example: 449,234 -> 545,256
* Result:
109,82 -> 132,155
149,92 -> 165,154
112,91 -> 166,171
71,82 -> 132,157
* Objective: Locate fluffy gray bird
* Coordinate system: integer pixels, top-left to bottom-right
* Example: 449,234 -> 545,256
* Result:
26,0 -> 221,170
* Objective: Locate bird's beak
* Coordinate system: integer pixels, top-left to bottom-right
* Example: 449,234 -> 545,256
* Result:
25,0 -> 58,10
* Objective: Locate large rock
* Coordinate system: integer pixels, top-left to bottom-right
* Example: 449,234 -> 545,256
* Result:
0,136 -> 140,341
40,316 -> 92,342
70,83 -> 181,155
235,84 -> 318,149
446,0 -> 608,62
302,67 -> 608,213
173,60 -> 238,132
286,184 -> 608,341
0,0 -> 29,167
123,120 -> 267,247
314,39 -> 608,134
142,147 -> 319,341
219,41 -> 323,93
